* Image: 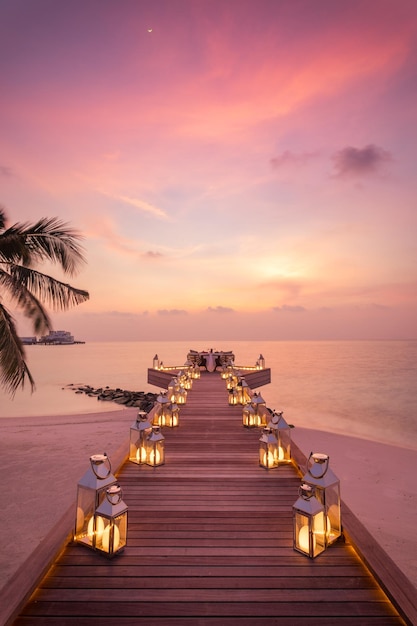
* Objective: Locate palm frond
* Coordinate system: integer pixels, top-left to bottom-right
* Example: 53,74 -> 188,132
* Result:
8,264 -> 90,311
0,268 -> 52,334
0,303 -> 35,395
0,206 -> 6,230
22,217 -> 87,275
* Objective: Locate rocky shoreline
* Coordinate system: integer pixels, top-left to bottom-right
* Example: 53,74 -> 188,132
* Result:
66,383 -> 158,412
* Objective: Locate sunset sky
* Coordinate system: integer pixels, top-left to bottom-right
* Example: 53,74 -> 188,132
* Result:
1,0 -> 417,341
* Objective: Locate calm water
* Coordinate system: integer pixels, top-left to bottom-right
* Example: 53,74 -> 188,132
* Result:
1,340 -> 416,450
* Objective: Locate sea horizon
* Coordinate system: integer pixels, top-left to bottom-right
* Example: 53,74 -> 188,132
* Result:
1,339 -> 416,452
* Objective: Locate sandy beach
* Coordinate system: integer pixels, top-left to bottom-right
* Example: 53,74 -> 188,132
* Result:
0,410 -> 416,621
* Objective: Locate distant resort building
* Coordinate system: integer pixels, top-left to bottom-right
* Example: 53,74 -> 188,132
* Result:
20,331 -> 85,345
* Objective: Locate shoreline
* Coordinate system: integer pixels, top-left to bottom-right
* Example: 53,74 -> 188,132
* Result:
1,410 -> 416,606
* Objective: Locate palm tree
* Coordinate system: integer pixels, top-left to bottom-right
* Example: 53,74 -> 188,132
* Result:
0,207 -> 89,394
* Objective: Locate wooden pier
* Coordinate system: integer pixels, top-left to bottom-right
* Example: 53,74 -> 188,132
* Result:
11,369 -> 414,624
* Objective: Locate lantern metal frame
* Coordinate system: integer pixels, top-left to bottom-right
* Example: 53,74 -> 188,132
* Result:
146,425 -> 165,466
293,484 -> 326,558
164,402 -> 180,428
268,411 -> 292,463
74,453 -> 117,549
242,403 -> 257,428
259,427 -> 279,469
302,452 -> 341,546
92,484 -> 128,558
228,387 -> 239,405
251,392 -> 268,426
153,393 -> 170,427
129,411 -> 152,464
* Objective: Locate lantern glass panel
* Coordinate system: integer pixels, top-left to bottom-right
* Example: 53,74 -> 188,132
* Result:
93,485 -> 128,557
259,428 -> 279,469
129,414 -> 152,464
303,453 -> 341,545
94,512 -> 127,556
146,427 -> 165,466
293,510 -> 326,558
74,454 -> 117,545
243,404 -> 256,428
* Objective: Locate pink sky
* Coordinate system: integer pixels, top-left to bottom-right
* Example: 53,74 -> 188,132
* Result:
1,0 -> 417,341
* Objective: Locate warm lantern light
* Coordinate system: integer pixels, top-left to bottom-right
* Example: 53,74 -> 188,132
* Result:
302,452 -> 341,546
228,388 -> 239,405
268,411 -> 292,464
165,402 -> 180,428
146,426 -> 165,466
153,393 -> 169,427
74,453 -> 117,549
93,484 -> 128,558
251,392 -> 268,426
236,377 -> 251,405
242,403 -> 257,428
167,378 -> 179,402
153,353 -> 159,369
293,484 -> 326,558
259,427 -> 279,469
257,354 -> 265,369
176,385 -> 187,404
129,411 -> 152,465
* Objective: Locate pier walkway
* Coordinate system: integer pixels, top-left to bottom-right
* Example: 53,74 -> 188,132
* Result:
13,371 -> 408,624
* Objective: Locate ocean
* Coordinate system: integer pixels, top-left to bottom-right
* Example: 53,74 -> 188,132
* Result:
1,340 -> 416,451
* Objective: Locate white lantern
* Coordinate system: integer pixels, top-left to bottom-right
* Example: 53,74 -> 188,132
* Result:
228,388 -> 239,405
251,392 -> 267,426
153,393 -> 169,427
237,378 -> 251,405
268,411 -> 291,463
165,402 -> 180,428
74,453 -> 117,548
293,484 -> 326,558
146,426 -> 165,466
129,411 -> 152,464
93,484 -> 128,558
242,403 -> 257,428
258,354 -> 265,369
152,353 -> 159,369
176,385 -> 187,405
259,427 -> 279,469
302,452 -> 341,546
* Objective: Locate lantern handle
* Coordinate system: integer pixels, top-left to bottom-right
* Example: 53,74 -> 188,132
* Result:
90,453 -> 112,479
307,452 -> 329,479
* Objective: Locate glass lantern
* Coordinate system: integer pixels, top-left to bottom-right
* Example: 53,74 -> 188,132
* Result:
302,452 -> 341,546
165,402 -> 180,427
168,377 -> 180,402
259,427 -> 279,469
237,378 -> 251,405
153,393 -> 169,427
175,385 -> 187,405
268,411 -> 291,463
242,403 -> 257,428
258,354 -> 265,369
251,392 -> 267,426
152,353 -> 159,369
146,426 -> 165,466
129,411 -> 152,464
293,484 -> 326,558
74,453 -> 117,548
93,484 -> 128,558
228,388 -> 239,405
